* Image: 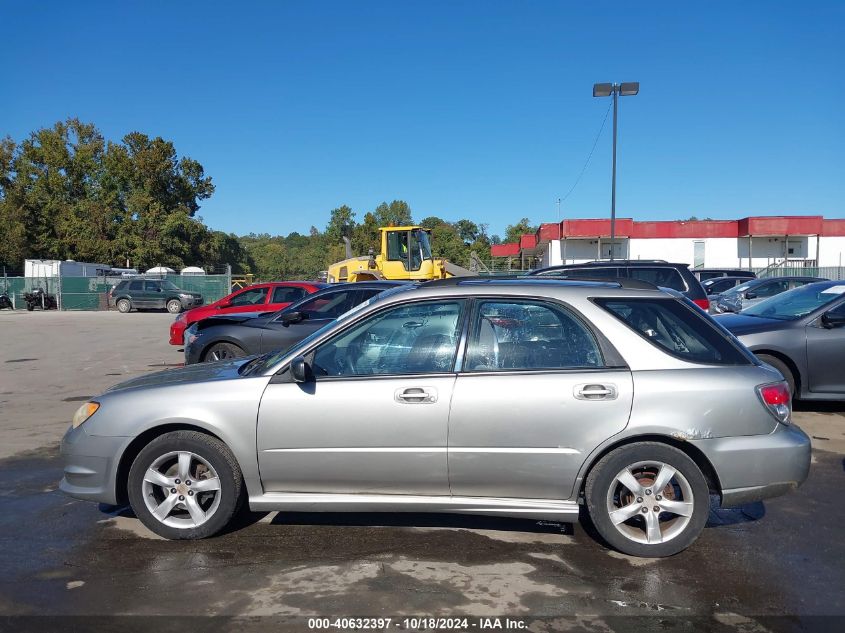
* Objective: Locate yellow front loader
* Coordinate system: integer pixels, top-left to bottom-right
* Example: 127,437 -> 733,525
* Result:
326,226 -> 476,283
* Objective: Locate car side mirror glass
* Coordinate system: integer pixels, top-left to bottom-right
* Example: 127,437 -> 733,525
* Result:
745,291 -> 757,299
822,312 -> 845,328
290,355 -> 312,383
218,301 -> 231,309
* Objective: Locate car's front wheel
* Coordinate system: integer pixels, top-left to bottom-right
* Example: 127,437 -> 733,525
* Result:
166,299 -> 183,314
204,342 -> 246,362
127,431 -> 245,539
585,442 -> 709,557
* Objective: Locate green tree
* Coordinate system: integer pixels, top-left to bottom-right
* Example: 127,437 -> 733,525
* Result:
373,200 -> 413,226
504,217 -> 537,244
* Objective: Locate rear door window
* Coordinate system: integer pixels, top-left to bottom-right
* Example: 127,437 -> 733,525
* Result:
596,298 -> 752,365
465,300 -> 604,371
627,267 -> 687,291
271,286 -> 307,303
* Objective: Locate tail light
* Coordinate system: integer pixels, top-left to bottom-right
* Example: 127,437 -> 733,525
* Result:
692,298 -> 710,311
757,381 -> 791,424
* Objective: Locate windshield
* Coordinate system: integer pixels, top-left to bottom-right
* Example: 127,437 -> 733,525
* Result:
741,282 -> 845,320
242,284 -> 416,375
721,280 -> 755,297
415,229 -> 433,260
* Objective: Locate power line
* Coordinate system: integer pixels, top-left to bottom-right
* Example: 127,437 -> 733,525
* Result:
559,98 -> 613,207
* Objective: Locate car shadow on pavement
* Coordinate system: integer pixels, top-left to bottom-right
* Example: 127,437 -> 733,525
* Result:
268,511 -> 575,535
97,503 -> 275,536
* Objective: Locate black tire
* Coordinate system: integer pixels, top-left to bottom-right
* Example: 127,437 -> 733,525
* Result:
756,354 -> 796,398
585,442 -> 710,557
127,430 -> 245,540
116,298 -> 132,313
166,299 -> 183,314
26,303 -> 34,311
203,342 -> 246,363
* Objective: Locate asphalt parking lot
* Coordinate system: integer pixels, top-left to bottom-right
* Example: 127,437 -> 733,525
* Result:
0,310 -> 843,632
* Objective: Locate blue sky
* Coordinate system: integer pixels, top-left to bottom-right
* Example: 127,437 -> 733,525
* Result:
2,1 -> 843,239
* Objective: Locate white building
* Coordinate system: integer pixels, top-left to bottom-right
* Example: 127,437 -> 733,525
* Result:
492,216 -> 845,271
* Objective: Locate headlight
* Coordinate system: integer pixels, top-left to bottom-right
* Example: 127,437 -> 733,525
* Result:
179,293 -> 191,298
72,402 -> 100,429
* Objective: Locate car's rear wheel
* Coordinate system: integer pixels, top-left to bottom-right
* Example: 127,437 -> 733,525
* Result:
116,299 -> 131,313
585,442 -> 709,557
166,299 -> 183,314
127,431 -> 244,539
756,354 -> 796,398
204,342 -> 245,362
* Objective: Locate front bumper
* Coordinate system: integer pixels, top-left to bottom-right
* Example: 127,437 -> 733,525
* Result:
59,424 -> 129,505
690,422 -> 811,507
180,296 -> 204,308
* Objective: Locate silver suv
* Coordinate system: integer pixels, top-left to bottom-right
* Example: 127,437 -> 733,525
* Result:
60,279 -> 810,557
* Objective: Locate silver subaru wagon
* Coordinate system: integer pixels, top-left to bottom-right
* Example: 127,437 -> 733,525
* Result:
60,279 -> 810,557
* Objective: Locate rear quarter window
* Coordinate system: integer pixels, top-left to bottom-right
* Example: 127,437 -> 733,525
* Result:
595,298 -> 752,365
627,267 -> 687,291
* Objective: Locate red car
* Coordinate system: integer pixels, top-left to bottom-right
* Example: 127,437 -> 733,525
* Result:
169,281 -> 326,345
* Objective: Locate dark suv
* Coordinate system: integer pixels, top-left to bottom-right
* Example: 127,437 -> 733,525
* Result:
109,279 -> 203,314
528,260 -> 710,310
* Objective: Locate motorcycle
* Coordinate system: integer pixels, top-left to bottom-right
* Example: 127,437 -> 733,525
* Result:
0,291 -> 12,310
22,287 -> 57,311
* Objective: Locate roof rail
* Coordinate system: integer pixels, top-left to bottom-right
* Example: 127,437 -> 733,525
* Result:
580,259 -> 668,264
421,275 -> 657,291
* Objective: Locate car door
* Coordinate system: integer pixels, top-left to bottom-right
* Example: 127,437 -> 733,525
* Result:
447,298 -> 634,500
142,281 -> 165,309
222,286 -> 270,314
256,299 -> 465,495
805,298 -> 845,394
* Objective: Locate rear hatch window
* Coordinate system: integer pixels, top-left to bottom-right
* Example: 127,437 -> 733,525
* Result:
595,298 -> 752,365
627,267 -> 687,292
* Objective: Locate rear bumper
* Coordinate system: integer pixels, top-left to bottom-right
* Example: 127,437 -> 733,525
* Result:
169,320 -> 186,345
690,423 -> 811,508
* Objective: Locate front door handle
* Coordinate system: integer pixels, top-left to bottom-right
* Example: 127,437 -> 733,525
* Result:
395,387 -> 437,404
574,383 -> 618,401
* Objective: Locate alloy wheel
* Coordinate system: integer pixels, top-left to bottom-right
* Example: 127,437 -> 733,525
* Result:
141,451 -> 222,529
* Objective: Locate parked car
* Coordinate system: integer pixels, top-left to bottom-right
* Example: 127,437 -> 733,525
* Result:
715,280 -> 845,400
109,279 -> 203,314
184,281 -> 407,364
702,276 -> 749,298
528,260 -> 710,310
693,268 -> 756,282
169,281 -> 326,345
61,277 -> 810,557
712,276 -> 825,314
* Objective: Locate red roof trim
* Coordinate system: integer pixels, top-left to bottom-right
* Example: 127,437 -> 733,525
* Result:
822,219 -> 845,237
491,243 -> 520,257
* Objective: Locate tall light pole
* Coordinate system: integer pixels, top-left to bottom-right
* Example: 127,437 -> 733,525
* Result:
593,82 -> 639,260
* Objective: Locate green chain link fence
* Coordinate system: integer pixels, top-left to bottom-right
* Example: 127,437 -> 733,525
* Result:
0,274 -> 232,311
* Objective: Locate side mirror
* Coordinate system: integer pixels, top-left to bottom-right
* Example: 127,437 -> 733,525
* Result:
279,310 -> 304,325
290,356 -> 312,383
745,291 -> 757,300
217,301 -> 231,309
822,311 -> 845,329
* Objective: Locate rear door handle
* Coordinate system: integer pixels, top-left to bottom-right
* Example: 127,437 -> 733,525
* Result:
395,387 -> 437,404
574,383 -> 618,400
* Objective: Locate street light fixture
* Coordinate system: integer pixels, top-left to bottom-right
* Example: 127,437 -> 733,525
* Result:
593,81 -> 639,260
